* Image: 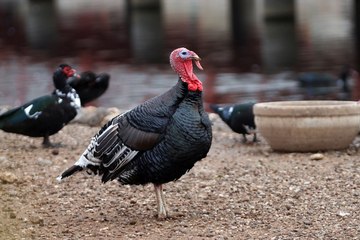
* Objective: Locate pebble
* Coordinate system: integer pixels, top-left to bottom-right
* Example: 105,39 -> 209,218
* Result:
37,158 -> 53,166
51,149 -> 59,155
30,216 -> 44,226
100,107 -> 122,126
0,172 -> 17,184
129,220 -> 137,225
310,153 -> 324,161
72,106 -> 122,127
0,156 -> 7,162
9,212 -> 16,219
303,219 -> 312,225
99,227 -> 109,231
72,106 -> 107,126
337,211 -> 350,217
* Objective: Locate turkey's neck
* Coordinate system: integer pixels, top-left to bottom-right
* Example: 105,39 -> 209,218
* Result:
165,78 -> 203,108
150,78 -> 188,109
186,89 -> 202,100
183,88 -> 204,111
174,77 -> 204,106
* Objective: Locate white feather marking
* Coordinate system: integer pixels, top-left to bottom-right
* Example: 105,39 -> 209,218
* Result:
67,89 -> 81,109
74,154 -> 97,168
55,88 -> 81,109
24,104 -> 41,119
75,138 -> 102,167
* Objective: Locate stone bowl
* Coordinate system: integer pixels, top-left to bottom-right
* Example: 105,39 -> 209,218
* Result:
254,101 -> 360,152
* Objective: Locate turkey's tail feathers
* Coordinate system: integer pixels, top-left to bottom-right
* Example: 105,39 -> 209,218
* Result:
56,165 -> 83,181
57,151 -> 100,182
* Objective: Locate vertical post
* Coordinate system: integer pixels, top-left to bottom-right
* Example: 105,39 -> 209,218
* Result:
23,0 -> 57,50
230,0 -> 261,72
127,0 -> 163,63
353,0 -> 360,100
354,0 -> 360,70
261,0 -> 296,73
264,0 -> 295,20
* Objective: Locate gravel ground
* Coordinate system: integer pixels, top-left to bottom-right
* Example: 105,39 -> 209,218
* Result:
0,112 -> 360,240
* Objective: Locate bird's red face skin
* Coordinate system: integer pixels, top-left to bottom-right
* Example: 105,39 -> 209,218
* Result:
170,47 -> 203,91
63,66 -> 77,78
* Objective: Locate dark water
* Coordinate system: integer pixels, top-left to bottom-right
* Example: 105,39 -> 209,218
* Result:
0,0 -> 358,110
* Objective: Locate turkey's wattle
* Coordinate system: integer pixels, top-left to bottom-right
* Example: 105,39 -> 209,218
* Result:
57,47 -> 212,219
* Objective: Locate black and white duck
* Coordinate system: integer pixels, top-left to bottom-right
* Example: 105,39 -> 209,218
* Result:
210,101 -> 257,143
0,64 -> 81,147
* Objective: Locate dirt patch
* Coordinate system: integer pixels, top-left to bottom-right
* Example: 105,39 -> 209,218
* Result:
1,114 -> 360,239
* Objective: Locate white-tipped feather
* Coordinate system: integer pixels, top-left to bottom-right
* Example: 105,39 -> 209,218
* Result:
75,154 -> 97,168
109,148 -> 139,174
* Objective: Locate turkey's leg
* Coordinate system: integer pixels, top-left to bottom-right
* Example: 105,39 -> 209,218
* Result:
154,184 -> 168,219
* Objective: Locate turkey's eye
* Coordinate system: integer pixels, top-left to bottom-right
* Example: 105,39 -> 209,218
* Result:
179,50 -> 189,59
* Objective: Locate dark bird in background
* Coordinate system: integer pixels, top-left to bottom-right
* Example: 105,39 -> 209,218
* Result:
67,71 -> 110,106
338,64 -> 351,93
0,64 -> 81,147
210,102 -> 257,143
57,47 -> 212,219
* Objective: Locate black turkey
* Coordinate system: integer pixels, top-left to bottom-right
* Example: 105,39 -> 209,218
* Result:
57,47 -> 213,219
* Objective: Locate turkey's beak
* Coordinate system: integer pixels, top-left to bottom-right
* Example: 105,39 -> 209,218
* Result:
190,54 -> 203,71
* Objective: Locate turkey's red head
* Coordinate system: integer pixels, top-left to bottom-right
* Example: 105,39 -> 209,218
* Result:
170,47 -> 203,91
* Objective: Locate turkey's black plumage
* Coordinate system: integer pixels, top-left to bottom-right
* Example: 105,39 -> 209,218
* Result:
67,71 -> 110,105
210,102 -> 257,143
58,47 -> 212,219
0,64 -> 81,147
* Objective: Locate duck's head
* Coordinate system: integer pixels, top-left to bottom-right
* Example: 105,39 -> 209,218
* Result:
53,64 -> 79,90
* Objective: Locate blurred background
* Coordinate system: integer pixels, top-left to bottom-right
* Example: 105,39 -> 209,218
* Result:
0,0 -> 360,110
